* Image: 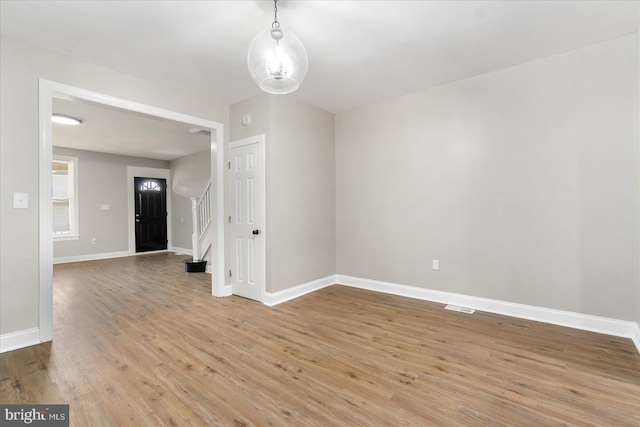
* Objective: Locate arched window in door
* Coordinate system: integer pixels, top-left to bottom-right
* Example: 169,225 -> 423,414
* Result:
140,180 -> 162,192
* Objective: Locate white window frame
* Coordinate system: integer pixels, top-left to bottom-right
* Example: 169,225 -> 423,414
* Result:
52,155 -> 79,241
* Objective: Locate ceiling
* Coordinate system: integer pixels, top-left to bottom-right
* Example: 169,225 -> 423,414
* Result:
1,1 -> 638,115
2,1 -> 638,160
52,98 -> 210,161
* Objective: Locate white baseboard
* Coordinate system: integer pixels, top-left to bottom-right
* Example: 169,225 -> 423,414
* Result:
54,249 -> 189,264
264,275 -> 336,306
221,284 -> 233,297
336,275 -> 640,350
53,250 -> 132,264
633,323 -> 640,354
170,247 -> 192,256
0,327 -> 41,353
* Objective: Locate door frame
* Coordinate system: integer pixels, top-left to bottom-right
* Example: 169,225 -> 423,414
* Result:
127,167 -> 172,254
227,134 -> 266,302
39,79 -> 226,343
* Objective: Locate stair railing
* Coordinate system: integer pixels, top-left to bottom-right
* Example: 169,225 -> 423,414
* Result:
190,180 -> 212,261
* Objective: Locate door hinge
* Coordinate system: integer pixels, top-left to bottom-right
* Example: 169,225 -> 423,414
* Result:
229,269 -> 232,277
228,216 -> 231,223
228,161 -> 231,169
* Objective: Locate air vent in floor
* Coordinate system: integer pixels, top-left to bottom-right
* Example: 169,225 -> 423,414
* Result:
445,305 -> 475,314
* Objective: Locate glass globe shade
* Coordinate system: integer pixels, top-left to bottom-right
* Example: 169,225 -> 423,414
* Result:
247,28 -> 308,94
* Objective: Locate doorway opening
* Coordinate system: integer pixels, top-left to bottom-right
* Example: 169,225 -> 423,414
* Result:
39,79 -> 226,344
134,177 -> 168,253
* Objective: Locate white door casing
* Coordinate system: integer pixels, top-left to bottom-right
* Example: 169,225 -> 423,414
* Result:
38,79 -> 225,345
228,135 -> 265,302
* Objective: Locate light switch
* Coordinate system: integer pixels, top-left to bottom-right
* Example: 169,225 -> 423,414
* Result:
100,204 -> 110,210
13,193 -> 28,209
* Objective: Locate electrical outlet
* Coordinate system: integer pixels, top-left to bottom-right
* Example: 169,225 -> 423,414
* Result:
432,259 -> 439,270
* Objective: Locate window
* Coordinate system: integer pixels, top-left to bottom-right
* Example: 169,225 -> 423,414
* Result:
140,180 -> 162,192
52,156 -> 79,240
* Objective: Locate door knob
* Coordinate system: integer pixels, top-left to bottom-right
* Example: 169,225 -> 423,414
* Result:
252,229 -> 260,235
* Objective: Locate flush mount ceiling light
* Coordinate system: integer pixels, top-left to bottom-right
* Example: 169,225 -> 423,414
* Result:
247,0 -> 308,95
52,114 -> 82,126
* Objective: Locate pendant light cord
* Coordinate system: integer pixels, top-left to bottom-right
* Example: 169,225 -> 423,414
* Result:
272,0 -> 280,28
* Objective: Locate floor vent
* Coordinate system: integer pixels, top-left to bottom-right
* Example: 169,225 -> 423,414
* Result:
445,305 -> 475,314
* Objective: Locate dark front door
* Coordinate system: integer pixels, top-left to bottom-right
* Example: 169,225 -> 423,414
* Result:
134,177 -> 168,253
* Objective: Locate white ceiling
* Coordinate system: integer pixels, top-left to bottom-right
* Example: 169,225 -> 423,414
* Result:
53,98 -> 210,161
2,1 -> 638,114
2,1 -> 638,160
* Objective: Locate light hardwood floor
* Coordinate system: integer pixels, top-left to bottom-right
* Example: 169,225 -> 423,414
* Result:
1,253 -> 639,426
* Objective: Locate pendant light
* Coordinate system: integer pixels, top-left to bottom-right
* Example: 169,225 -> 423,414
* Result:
247,0 -> 308,94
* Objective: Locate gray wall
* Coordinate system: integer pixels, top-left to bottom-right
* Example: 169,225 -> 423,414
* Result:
336,34 -> 639,322
170,150 -> 211,251
230,94 -> 336,293
53,147 -> 169,258
2,28 -> 638,338
269,96 -> 336,292
0,35 -> 228,335
229,94 -> 271,142
637,29 -> 640,327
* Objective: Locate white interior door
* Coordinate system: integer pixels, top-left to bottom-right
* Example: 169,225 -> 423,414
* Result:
228,135 -> 265,301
